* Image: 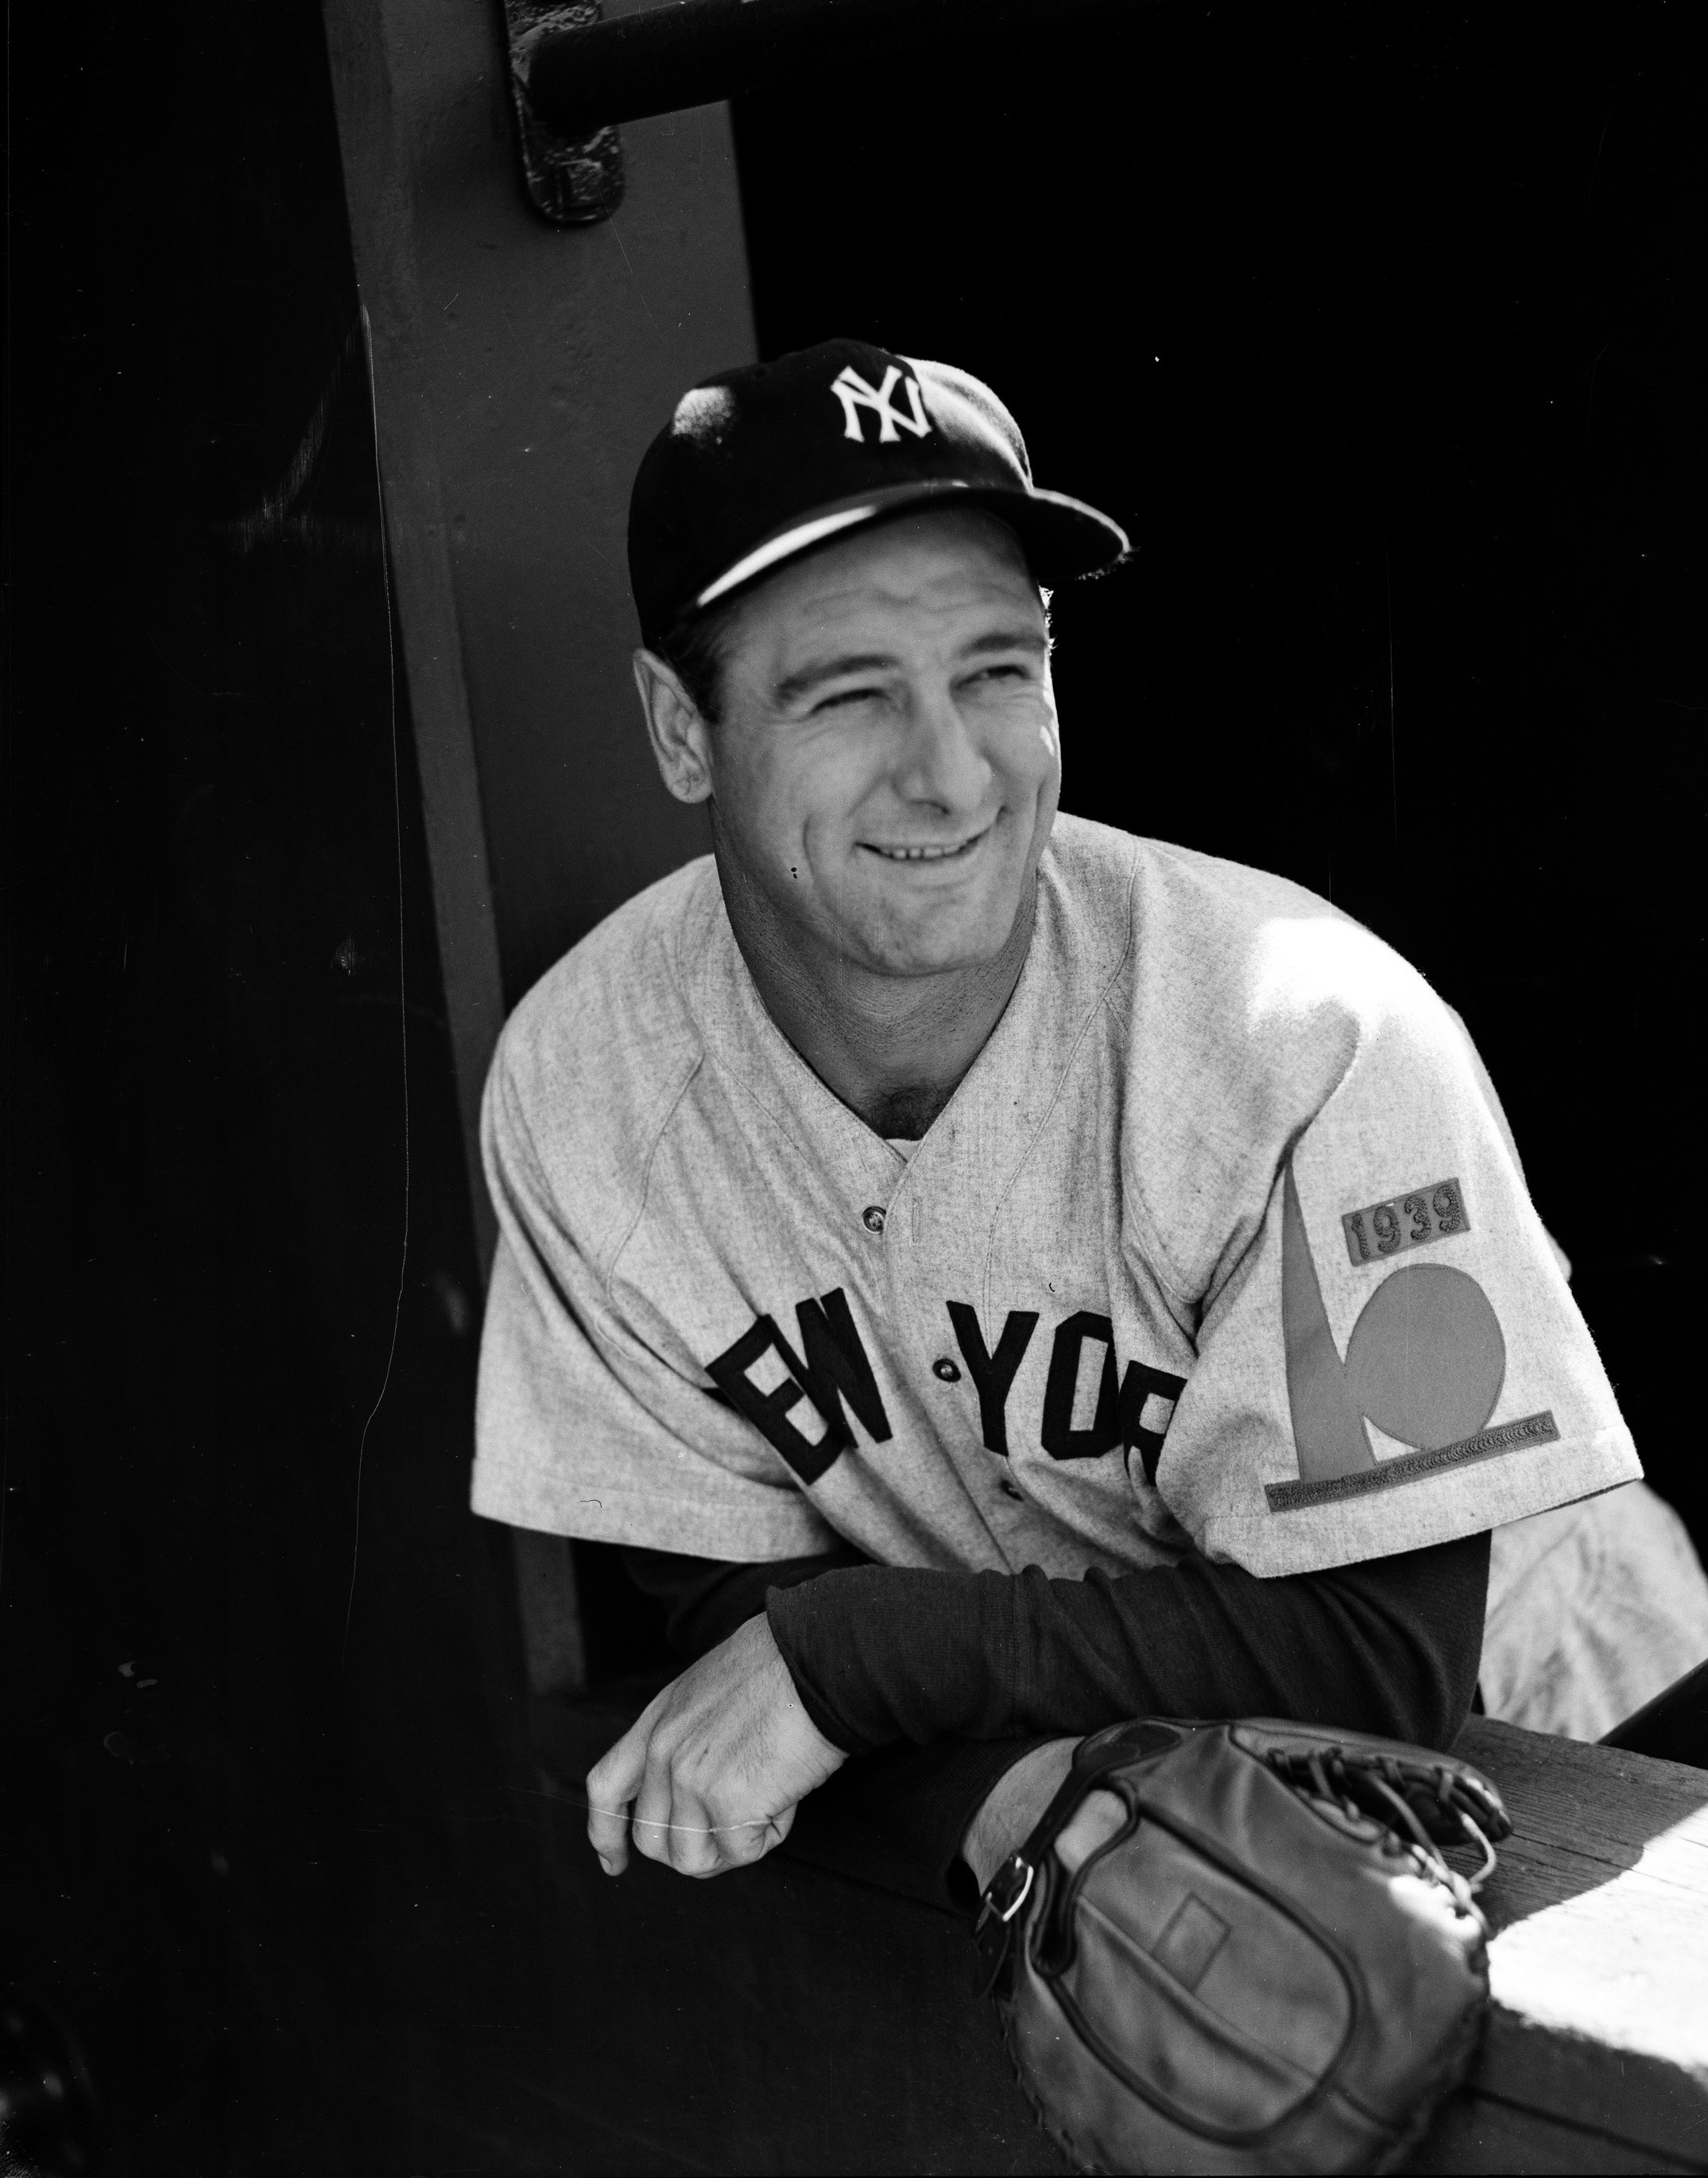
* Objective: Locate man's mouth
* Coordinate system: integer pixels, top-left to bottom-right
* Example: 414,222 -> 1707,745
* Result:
862,826 -> 990,863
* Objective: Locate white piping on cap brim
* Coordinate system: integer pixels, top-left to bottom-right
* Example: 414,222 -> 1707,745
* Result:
693,479 -> 974,610
695,504 -> 882,609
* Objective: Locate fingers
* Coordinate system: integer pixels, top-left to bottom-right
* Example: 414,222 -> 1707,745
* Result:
629,1761 -> 781,1878
585,1717 -> 653,1875
629,1764 -> 715,1876
583,1624 -> 831,1882
587,1716 -> 784,1878
1055,1787 -> 1129,1875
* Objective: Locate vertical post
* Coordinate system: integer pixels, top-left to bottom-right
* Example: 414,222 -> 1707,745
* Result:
322,0 -> 758,1691
326,2 -> 509,1273
322,0 -> 757,1277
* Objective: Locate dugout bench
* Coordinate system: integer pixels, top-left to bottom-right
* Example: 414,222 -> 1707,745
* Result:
517,1680 -> 1708,2174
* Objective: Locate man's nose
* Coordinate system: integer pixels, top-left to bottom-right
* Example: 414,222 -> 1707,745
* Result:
893,680 -> 993,812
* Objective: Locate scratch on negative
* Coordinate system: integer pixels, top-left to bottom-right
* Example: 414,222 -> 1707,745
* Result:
343,304 -> 411,1665
609,215 -> 660,334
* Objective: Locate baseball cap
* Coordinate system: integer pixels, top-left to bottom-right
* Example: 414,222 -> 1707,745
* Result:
627,337 -> 1129,649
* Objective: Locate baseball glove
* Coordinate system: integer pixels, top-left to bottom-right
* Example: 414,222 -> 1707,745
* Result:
974,1717 -> 1509,2176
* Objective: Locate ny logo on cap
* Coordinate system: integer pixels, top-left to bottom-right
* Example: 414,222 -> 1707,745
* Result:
831,364 -> 931,445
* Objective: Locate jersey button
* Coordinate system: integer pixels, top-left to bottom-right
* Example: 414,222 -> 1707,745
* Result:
861,1205 -> 886,1234
931,1356 -> 961,1382
1001,1479 -> 1024,1502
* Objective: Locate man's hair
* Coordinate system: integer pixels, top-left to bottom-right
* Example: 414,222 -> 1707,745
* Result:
654,599 -> 738,725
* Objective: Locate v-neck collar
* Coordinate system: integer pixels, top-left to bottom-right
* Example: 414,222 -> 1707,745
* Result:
676,839 -> 1135,1202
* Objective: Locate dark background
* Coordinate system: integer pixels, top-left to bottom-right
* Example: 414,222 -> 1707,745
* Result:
2,0 -> 1702,2168
735,0 -> 1706,1491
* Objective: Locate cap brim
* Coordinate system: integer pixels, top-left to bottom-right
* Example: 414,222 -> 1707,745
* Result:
693,479 -> 1129,612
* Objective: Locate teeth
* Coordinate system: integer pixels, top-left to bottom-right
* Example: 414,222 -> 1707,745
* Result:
872,840 -> 970,861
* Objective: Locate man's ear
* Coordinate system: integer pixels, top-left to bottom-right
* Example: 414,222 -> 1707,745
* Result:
633,649 -> 715,804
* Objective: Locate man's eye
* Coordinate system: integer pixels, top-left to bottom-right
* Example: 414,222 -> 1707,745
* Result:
812,686 -> 881,713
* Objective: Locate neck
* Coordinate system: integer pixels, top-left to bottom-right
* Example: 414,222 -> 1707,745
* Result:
715,851 -> 1037,1140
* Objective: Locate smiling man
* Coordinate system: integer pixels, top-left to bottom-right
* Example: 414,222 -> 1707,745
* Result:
471,339 -> 1708,1906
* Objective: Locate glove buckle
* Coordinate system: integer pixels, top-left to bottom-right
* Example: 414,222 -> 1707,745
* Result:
972,1851 -> 1035,1999
986,1851 -> 1035,1926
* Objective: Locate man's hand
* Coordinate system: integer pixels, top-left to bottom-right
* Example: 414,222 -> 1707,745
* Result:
962,1738 -> 1078,1891
586,1613 -> 846,1878
960,1737 -> 1127,1893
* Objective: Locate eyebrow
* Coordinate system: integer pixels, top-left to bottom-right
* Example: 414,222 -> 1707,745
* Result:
772,652 -> 896,708
772,626 -> 1048,709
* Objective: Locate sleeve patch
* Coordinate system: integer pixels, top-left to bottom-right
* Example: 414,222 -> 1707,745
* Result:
1265,1410 -> 1559,1510
1276,1158 -> 1557,1513
1342,1178 -> 1469,1266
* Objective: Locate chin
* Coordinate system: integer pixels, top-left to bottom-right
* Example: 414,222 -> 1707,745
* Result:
831,852 -> 1031,971
866,905 -> 1017,979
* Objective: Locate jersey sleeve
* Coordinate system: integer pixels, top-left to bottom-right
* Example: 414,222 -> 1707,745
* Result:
471,1039 -> 839,1561
1150,973 -> 1641,1576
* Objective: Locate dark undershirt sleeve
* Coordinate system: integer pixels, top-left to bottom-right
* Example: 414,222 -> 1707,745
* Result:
765,1532 -> 1491,1757
621,1543 -> 1052,1910
618,1531 -> 1489,1914
623,1540 -> 872,1656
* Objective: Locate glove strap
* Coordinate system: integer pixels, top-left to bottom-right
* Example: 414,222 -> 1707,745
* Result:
972,1719 -> 1198,1998
971,1851 -> 1035,1998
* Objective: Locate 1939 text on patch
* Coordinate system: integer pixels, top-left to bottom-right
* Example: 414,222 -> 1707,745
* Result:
1342,1178 -> 1469,1267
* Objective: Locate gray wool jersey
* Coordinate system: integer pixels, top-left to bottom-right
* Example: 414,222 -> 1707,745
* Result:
473,816 -> 1708,1738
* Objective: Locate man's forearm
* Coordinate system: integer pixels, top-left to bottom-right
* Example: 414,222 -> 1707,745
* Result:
622,1542 -> 1045,1909
765,1533 -> 1490,1755
617,1531 -> 1489,1912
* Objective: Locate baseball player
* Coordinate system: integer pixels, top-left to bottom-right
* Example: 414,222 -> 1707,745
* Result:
472,339 -> 1708,1904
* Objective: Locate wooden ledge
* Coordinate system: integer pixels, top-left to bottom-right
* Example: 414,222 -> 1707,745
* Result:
1408,1716 -> 1708,2172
